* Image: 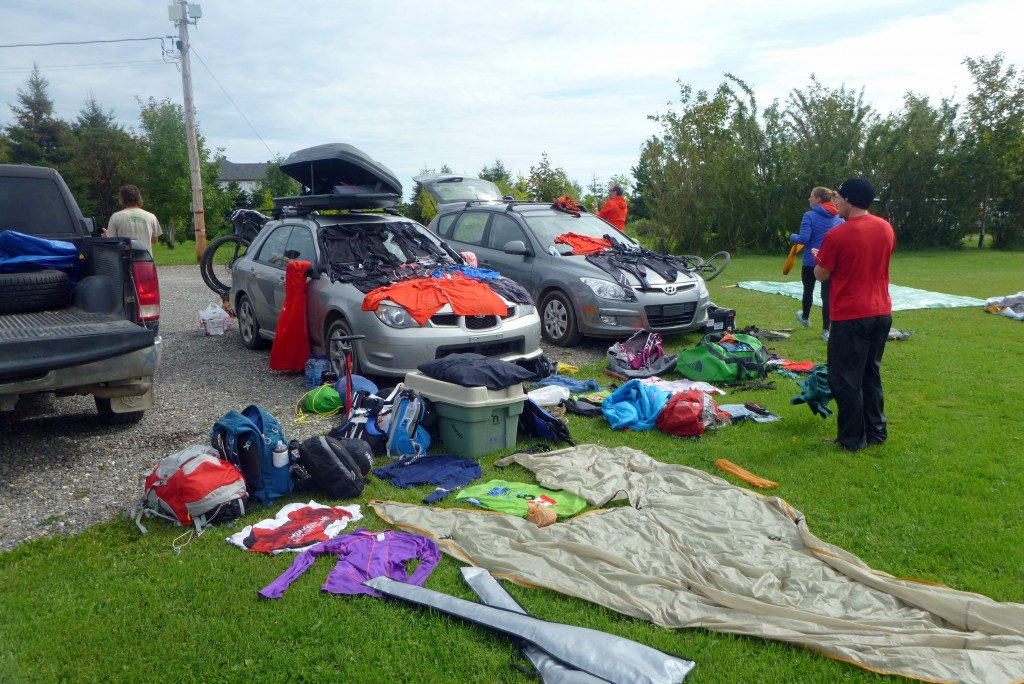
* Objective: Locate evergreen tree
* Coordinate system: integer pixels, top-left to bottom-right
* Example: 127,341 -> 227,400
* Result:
64,94 -> 141,225
479,159 -> 512,185
5,64 -> 69,166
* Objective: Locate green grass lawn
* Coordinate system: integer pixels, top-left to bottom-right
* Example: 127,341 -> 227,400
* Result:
153,240 -> 208,267
2,248 -> 1022,683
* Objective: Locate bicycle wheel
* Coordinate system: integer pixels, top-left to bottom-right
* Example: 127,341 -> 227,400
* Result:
700,251 -> 731,281
200,235 -> 250,297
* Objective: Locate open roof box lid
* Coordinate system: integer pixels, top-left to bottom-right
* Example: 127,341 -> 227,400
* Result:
276,143 -> 403,211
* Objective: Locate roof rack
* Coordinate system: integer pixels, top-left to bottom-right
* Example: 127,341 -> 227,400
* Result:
504,200 -> 591,214
272,192 -> 401,215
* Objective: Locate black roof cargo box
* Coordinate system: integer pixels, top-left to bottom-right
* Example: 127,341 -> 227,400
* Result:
279,143 -> 402,197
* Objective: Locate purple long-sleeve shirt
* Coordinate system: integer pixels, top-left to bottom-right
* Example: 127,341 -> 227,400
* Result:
259,527 -> 440,599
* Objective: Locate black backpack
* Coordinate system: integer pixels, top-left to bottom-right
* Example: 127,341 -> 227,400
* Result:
518,398 -> 575,446
294,436 -> 373,500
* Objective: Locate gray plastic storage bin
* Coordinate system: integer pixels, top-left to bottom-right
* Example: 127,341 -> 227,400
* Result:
403,372 -> 526,458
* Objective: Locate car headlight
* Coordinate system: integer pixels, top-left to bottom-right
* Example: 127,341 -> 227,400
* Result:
580,277 -> 631,301
374,302 -> 420,328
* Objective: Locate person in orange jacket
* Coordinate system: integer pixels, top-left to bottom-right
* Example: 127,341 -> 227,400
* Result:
591,183 -> 628,230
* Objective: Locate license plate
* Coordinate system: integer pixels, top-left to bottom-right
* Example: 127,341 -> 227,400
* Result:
663,304 -> 686,316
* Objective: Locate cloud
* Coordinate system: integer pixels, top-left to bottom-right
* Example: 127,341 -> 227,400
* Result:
2,0 -> 1021,199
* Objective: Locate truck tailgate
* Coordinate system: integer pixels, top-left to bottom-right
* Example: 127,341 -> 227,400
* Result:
0,308 -> 155,381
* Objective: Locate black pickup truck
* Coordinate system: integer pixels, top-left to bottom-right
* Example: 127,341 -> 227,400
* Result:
0,164 -> 161,424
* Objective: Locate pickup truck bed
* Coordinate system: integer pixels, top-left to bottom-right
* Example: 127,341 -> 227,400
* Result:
0,164 -> 161,424
0,309 -> 156,380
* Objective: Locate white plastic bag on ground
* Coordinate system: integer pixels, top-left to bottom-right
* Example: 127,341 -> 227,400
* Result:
199,302 -> 232,335
528,385 -> 571,406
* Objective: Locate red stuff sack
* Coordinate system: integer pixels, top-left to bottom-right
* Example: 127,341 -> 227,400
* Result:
656,390 -> 728,438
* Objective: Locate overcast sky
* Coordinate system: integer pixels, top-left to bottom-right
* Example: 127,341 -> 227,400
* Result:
2,0 -> 1022,199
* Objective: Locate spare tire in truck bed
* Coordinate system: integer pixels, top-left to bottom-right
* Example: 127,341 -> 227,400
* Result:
0,269 -> 72,314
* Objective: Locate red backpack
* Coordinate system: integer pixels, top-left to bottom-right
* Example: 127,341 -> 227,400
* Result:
656,390 -> 728,437
134,446 -> 248,541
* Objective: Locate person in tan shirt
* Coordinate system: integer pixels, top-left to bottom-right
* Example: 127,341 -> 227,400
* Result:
104,185 -> 162,254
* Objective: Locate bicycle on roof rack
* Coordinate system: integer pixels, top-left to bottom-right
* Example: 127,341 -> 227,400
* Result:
200,209 -> 269,301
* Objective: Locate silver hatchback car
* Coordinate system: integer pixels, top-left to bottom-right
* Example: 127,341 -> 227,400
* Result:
420,175 -> 716,346
228,145 -> 543,377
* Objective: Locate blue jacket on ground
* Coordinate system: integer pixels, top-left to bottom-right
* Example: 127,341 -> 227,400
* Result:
602,380 -> 671,431
791,203 -> 843,266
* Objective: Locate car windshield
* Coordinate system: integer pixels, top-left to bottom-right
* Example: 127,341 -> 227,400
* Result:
522,212 -> 636,251
321,219 -> 455,267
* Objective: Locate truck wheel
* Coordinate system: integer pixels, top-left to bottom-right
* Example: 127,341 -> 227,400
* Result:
95,397 -> 145,425
0,269 -> 71,314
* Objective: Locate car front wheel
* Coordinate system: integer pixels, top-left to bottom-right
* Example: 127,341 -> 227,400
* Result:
326,318 -> 362,378
237,294 -> 268,350
540,290 -> 583,347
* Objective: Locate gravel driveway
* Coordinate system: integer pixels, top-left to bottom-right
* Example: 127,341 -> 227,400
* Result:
0,265 -> 606,551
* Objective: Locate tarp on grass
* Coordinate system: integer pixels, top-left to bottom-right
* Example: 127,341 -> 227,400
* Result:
371,444 -> 1024,684
738,281 -> 985,311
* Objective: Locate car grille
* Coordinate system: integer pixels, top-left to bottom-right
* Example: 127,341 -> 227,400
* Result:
429,306 -> 514,330
434,336 -> 526,358
645,302 -> 697,328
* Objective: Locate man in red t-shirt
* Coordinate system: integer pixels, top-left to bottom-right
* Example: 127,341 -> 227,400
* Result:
592,183 -> 628,230
813,177 -> 895,451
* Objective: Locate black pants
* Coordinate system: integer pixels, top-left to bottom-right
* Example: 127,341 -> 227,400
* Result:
801,266 -> 831,330
827,315 -> 891,451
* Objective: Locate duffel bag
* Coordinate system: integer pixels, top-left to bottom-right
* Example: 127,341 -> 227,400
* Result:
675,332 -> 768,383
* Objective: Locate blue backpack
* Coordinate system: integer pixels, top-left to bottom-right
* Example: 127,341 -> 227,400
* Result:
384,389 -> 435,459
211,404 -> 292,506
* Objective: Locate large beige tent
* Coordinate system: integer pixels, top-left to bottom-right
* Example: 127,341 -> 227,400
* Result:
372,444 -> 1024,684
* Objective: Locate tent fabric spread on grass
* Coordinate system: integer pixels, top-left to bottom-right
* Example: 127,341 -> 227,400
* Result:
738,281 -> 986,311
370,444 -> 1024,684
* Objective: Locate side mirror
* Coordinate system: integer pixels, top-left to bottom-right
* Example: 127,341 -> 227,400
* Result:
80,216 -> 99,237
503,240 -> 529,256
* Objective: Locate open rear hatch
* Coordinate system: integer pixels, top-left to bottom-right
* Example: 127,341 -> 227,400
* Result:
278,143 -> 402,210
414,174 -> 504,210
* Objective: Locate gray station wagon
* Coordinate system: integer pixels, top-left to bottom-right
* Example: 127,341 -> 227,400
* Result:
228,146 -> 543,378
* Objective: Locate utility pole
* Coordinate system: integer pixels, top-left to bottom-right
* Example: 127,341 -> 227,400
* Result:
169,1 -> 206,261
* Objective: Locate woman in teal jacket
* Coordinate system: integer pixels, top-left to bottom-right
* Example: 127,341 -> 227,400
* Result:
791,187 -> 843,339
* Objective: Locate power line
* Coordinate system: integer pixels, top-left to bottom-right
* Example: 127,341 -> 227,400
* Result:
0,37 -> 167,48
191,48 -> 275,159
0,60 -> 168,74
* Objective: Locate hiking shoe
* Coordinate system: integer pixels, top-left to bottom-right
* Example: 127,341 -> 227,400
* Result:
795,311 -> 810,328
820,330 -> 830,341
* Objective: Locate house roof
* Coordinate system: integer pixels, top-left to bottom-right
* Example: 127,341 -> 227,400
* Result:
218,160 -> 268,183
